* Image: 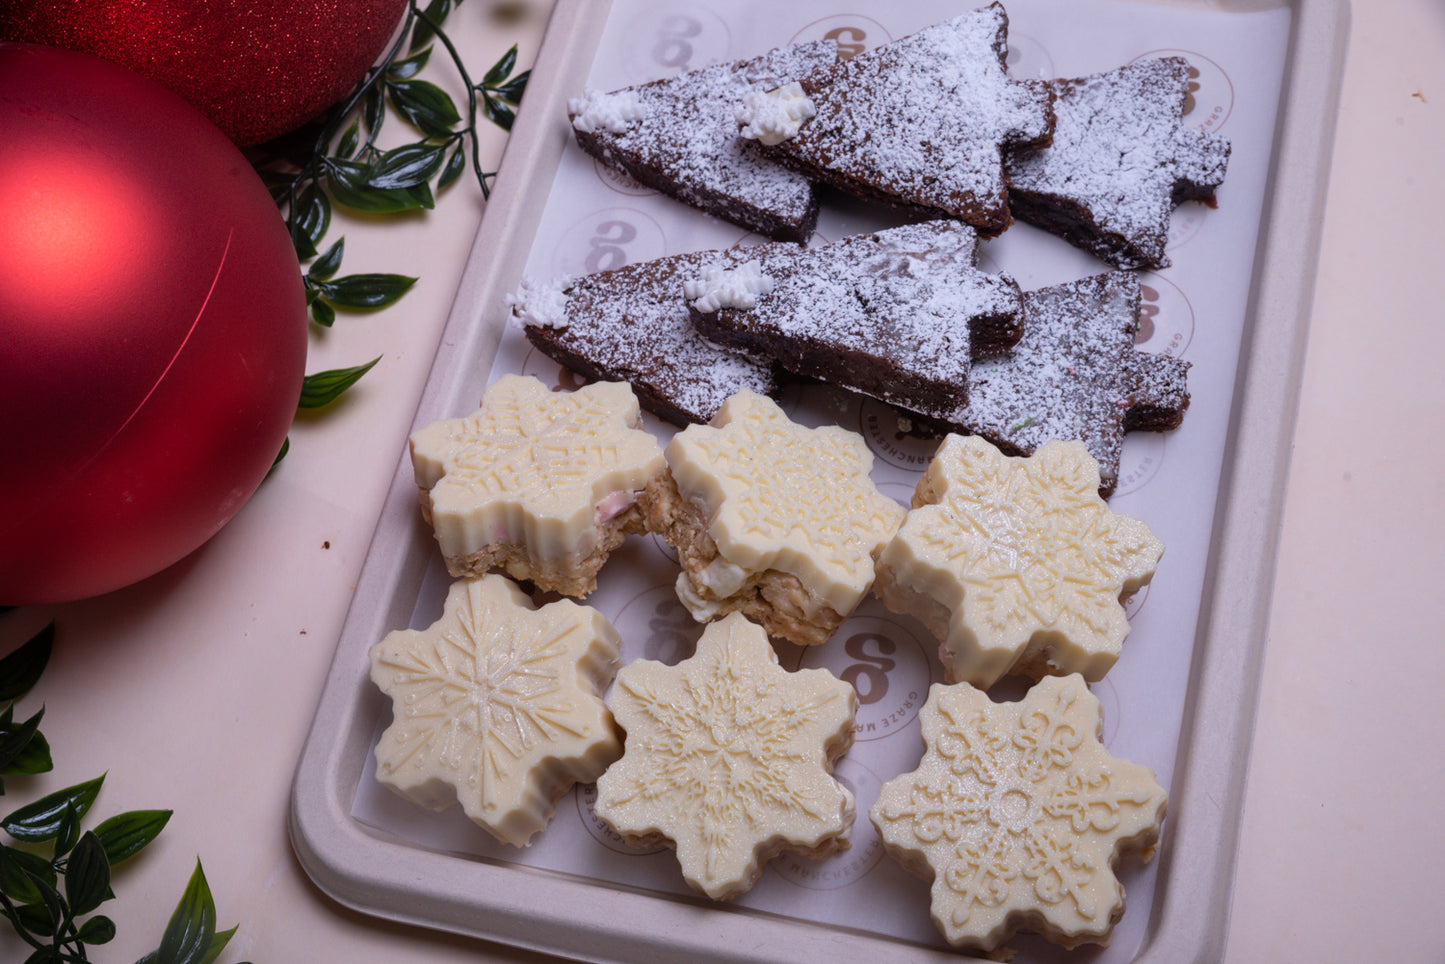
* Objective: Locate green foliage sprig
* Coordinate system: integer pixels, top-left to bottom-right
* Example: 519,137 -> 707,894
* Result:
251,0 -> 529,444
0,624 -> 246,964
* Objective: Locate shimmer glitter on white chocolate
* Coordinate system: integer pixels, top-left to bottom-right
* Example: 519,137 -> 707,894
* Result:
370,574 -> 622,847
874,436 -> 1163,688
870,675 -> 1166,950
667,391 -> 906,618
595,611 -> 857,900
409,375 -> 663,575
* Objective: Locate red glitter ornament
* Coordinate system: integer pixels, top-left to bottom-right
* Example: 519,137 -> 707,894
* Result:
0,43 -> 309,604
0,0 -> 409,145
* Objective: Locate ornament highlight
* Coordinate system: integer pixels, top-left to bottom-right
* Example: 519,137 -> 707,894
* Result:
0,43 -> 308,604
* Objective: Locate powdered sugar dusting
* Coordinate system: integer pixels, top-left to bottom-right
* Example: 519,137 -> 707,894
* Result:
694,220 -> 1022,415
519,249 -> 778,425
1004,57 -> 1231,268
957,272 -> 1190,495
567,41 -> 837,241
761,3 -> 1053,231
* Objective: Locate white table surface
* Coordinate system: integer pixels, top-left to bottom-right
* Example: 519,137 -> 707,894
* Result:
2,1 -> 1441,961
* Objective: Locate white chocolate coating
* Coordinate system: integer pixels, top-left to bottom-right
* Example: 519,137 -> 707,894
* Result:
666,390 -> 905,619
370,574 -> 623,847
410,374 -> 665,590
870,675 -> 1167,950
874,436 -> 1162,687
595,612 -> 857,899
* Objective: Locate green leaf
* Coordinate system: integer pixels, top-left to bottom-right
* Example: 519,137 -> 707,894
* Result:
0,843 -> 55,903
93,809 -> 171,866
324,158 -> 427,214
309,298 -> 337,328
64,831 -> 110,916
0,622 -> 53,702
152,860 -> 216,964
387,79 -> 461,137
0,706 -> 51,775
368,143 -> 447,190
409,0 -> 455,51
288,185 -> 330,261
387,48 -> 430,80
271,437 -> 290,469
200,924 -> 238,964
437,144 -> 466,191
336,119 -> 361,161
77,913 -> 116,945
15,898 -> 57,938
313,273 -> 417,310
482,95 -> 516,132
53,801 -> 80,856
363,85 -> 385,137
482,44 -> 518,87
308,238 -> 345,282
495,70 -> 530,104
298,357 -> 381,410
3,775 -> 104,843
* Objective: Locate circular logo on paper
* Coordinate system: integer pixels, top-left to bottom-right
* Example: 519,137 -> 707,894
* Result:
789,15 -> 893,60
772,757 -> 887,889
589,156 -> 658,198
1133,272 -> 1194,358
558,207 -> 667,277
858,398 -> 943,473
612,584 -> 702,665
1005,31 -> 1054,81
1112,431 -> 1166,497
576,782 -> 667,856
1135,49 -> 1234,134
623,8 -> 732,81
799,613 -> 937,744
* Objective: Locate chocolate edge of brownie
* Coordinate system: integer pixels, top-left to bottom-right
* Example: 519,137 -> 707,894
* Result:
523,323 -> 703,428
1005,187 -> 1166,270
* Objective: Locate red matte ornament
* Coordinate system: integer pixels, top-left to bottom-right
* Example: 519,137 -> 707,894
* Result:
0,44 -> 309,604
0,0 -> 409,145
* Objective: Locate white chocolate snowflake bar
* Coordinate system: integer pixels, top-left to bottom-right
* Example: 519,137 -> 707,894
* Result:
643,390 -> 906,646
752,3 -> 1054,234
369,574 -> 623,847
874,435 -> 1163,687
870,675 -> 1167,950
595,612 -> 857,900
409,374 -> 665,597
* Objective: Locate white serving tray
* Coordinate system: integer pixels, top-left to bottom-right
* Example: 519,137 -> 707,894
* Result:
290,1 -> 1350,960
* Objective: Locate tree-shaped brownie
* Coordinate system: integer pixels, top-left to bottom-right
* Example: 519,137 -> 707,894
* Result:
1004,56 -> 1231,269
744,3 -> 1054,234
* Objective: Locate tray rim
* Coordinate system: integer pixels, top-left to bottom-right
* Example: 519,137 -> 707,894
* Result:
288,1 -> 1352,960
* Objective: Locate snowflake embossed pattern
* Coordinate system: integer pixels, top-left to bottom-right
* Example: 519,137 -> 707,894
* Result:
668,390 -> 906,615
409,374 -> 664,594
870,675 -> 1166,951
595,612 -> 858,900
875,435 -> 1163,688
370,573 -> 622,847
